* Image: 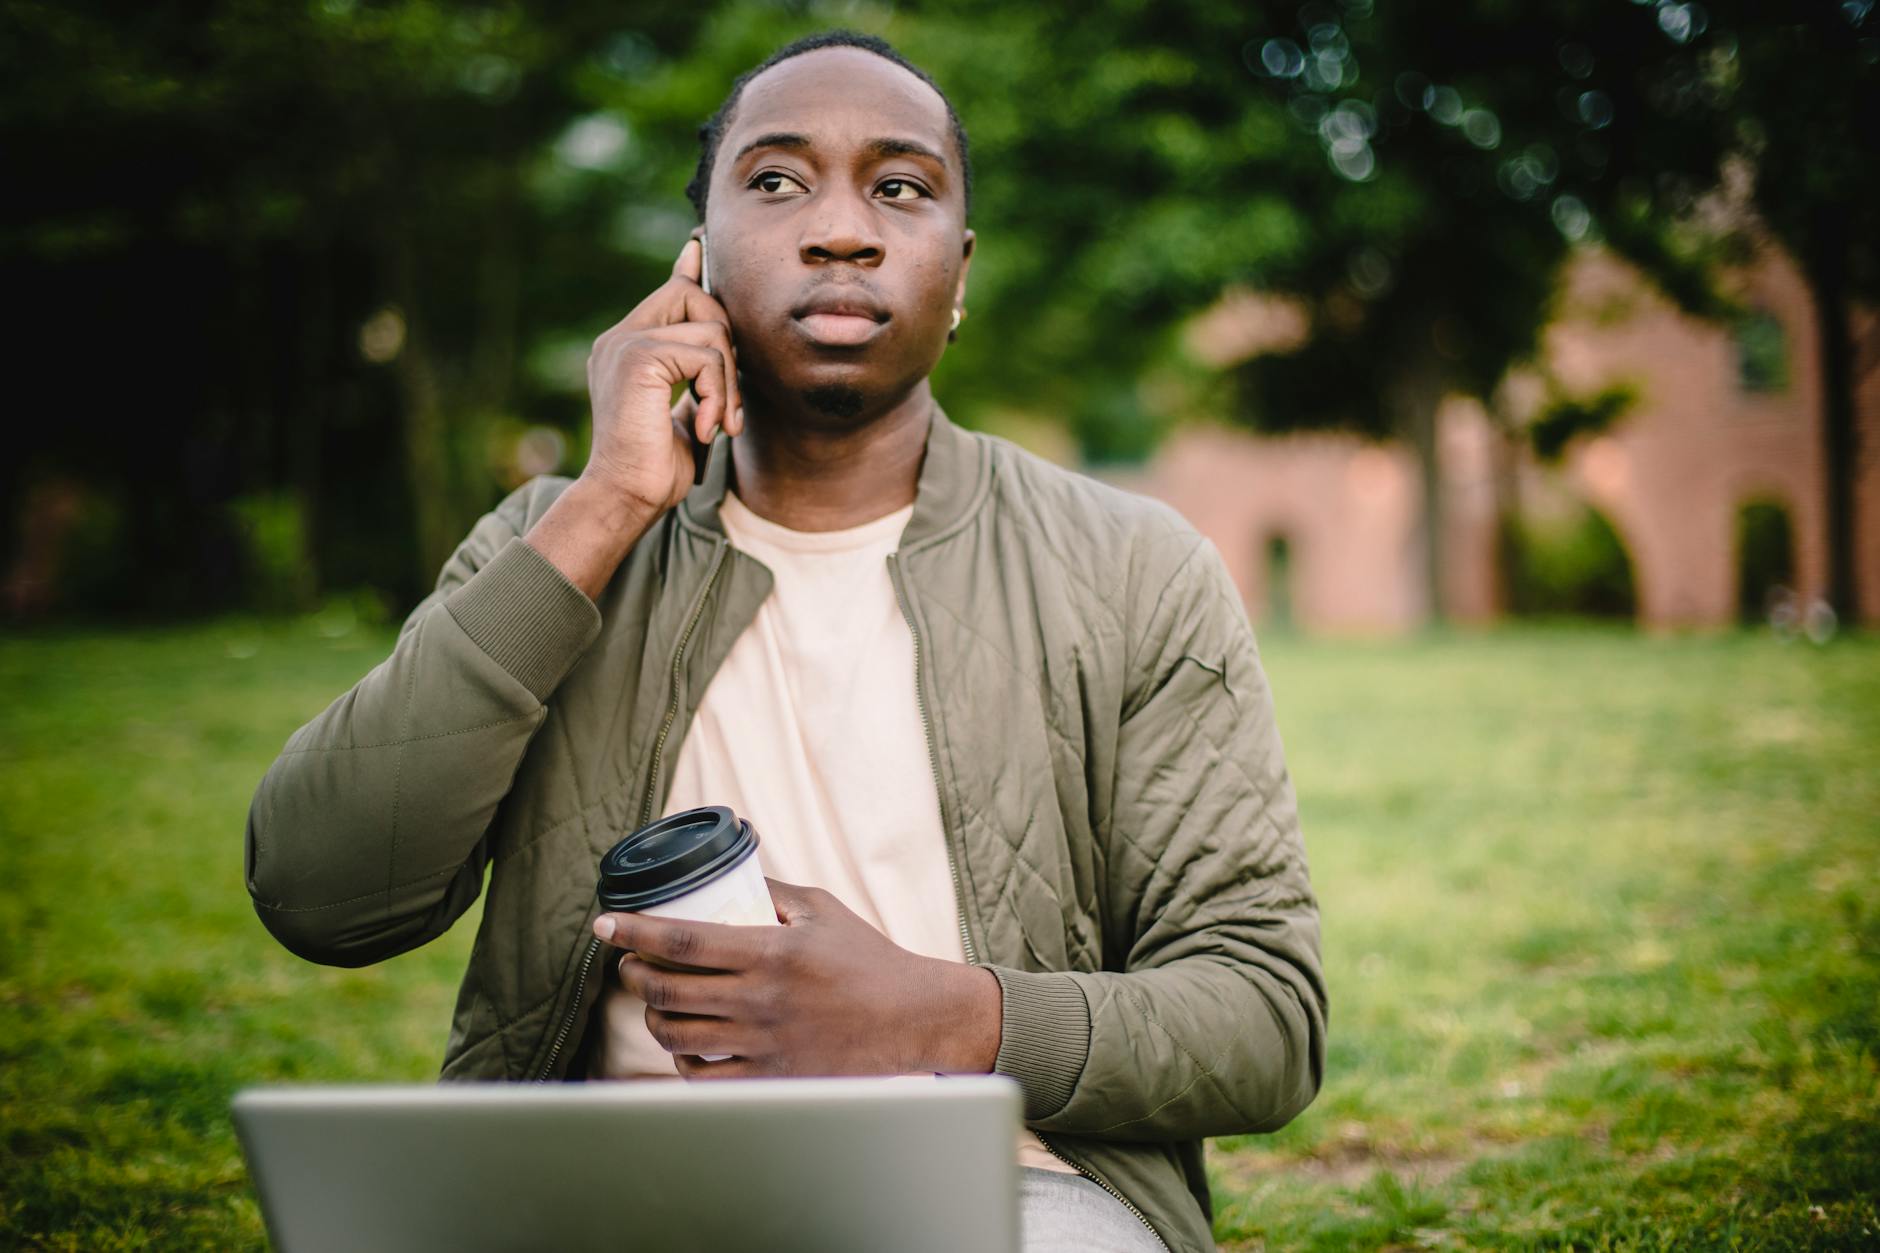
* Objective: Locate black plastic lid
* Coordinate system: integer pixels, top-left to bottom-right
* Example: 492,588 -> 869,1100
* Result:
597,805 -> 760,912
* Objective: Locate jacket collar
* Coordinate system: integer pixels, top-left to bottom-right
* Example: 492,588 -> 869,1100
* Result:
677,399 -> 989,552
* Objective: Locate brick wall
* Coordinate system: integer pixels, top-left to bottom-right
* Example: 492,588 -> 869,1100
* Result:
1119,244 -> 1879,634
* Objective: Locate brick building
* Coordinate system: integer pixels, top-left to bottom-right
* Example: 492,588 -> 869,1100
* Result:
1113,245 -> 1880,635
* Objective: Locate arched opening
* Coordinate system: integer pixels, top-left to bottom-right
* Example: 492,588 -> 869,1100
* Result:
1735,498 -> 1796,624
1733,310 -> 1789,394
1503,502 -> 1637,619
1262,533 -> 1295,633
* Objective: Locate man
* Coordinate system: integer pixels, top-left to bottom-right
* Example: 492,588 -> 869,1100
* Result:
245,29 -> 1326,1253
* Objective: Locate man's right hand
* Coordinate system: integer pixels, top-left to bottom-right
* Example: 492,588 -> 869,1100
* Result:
523,237 -> 744,601
584,236 -> 745,516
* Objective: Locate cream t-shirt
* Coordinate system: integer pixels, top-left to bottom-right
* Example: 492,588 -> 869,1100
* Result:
596,488 -> 1077,1175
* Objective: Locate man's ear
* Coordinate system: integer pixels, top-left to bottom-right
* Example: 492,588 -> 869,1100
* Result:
954,229 -> 976,309
689,225 -> 707,243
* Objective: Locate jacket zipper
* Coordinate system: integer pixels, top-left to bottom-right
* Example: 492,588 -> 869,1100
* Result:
534,541 -> 730,1082
890,554 -> 1169,1253
1034,1133 -> 1172,1252
533,940 -> 603,1083
886,552 -> 975,965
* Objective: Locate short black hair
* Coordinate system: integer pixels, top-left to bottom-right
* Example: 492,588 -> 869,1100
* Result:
684,29 -> 973,222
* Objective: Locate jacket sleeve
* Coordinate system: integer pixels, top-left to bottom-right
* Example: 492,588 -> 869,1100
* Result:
984,535 -> 1327,1139
244,479 -> 602,968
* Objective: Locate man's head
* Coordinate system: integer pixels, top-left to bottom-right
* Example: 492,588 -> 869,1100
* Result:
682,30 -> 976,430
685,31 -> 973,223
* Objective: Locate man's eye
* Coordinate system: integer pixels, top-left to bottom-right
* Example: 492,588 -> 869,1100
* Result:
750,171 -> 807,195
876,178 -> 929,201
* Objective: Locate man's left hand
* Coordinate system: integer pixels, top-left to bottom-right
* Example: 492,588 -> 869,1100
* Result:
595,878 -> 1004,1079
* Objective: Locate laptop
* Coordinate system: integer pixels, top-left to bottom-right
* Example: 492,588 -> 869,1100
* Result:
232,1074 -> 1022,1253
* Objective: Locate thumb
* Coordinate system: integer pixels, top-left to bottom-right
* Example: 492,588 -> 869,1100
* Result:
765,877 -> 821,924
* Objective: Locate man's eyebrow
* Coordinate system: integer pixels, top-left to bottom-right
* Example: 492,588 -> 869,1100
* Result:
732,131 -> 951,169
733,131 -> 813,163
864,137 -> 949,167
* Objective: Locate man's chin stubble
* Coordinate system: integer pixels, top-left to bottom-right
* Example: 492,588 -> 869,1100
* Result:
800,384 -> 867,421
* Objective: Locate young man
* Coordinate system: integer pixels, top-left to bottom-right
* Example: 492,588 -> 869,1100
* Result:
245,30 -> 1325,1253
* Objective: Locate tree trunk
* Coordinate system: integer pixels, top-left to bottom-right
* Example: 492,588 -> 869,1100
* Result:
1802,208 -> 1859,626
294,236 -> 331,598
1388,348 -> 1447,626
472,173 -> 519,414
385,227 -> 456,594
1486,394 -> 1525,618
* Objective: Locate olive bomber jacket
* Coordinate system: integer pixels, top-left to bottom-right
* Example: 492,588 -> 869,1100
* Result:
244,403 -> 1327,1253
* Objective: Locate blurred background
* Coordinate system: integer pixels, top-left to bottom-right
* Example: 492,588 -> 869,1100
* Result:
2,1 -> 1876,1249
6,0 -> 1877,632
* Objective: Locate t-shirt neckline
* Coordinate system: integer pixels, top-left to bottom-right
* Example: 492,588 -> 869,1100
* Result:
720,489 -> 914,555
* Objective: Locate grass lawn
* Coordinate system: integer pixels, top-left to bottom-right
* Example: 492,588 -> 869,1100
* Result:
1,618 -> 1875,1249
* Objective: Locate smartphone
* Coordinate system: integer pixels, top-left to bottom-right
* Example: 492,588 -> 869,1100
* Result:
688,234 -> 715,485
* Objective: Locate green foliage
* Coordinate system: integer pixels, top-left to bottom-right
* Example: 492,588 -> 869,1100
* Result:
1502,505 -> 1638,618
1735,498 -> 1797,623
1527,380 -> 1640,463
1734,310 -> 1790,394
228,492 -> 317,614
4,0 -> 713,608
1721,1 -> 1880,299
5,0 -> 1873,613
43,489 -> 129,613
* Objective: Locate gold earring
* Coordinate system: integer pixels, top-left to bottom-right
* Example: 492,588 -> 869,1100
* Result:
949,307 -> 963,332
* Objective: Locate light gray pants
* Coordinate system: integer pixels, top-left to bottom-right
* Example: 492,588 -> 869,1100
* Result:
1018,1165 -> 1168,1252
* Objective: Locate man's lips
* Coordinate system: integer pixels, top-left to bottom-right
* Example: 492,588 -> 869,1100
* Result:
791,289 -> 890,347
793,312 -> 889,346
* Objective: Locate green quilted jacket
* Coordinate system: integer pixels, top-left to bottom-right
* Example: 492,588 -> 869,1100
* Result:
245,403 -> 1327,1252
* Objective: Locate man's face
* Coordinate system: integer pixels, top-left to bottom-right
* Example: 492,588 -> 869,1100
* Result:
700,47 -> 974,427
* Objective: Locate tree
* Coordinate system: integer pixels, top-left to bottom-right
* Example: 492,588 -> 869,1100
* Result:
3,1 -> 718,606
1705,1 -> 1879,621
8,0 -> 1868,622
881,0 -> 1742,622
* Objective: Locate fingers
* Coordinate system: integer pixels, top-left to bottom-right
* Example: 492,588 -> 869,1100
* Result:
674,1053 -> 759,1079
596,910 -> 774,971
651,321 -> 741,441
586,323 -> 732,442
643,1005 -> 742,1061
680,388 -> 744,442
647,240 -> 728,331
598,241 -> 731,342
634,338 -> 734,445
617,951 -> 742,1016
670,391 -> 701,455
593,239 -> 744,440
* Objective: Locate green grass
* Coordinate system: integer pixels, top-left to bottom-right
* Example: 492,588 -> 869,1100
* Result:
1208,625 -> 1880,1251
0,620 -> 479,1249
2,620 -> 1876,1249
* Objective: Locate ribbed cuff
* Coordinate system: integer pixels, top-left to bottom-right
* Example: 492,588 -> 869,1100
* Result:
983,966 -> 1092,1121
444,536 -> 603,701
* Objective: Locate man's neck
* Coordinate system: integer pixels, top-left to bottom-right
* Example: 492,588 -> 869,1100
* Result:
727,383 -> 933,532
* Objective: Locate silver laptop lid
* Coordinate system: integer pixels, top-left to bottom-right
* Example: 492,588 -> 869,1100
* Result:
232,1075 -> 1022,1253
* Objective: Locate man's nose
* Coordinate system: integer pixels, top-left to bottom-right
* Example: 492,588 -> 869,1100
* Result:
800,195 -> 883,269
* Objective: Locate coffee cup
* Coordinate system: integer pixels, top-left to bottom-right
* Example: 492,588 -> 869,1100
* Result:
597,805 -> 778,1061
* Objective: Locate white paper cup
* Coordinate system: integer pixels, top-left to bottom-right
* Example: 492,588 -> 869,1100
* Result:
636,845 -> 777,930
598,806 -> 778,1061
